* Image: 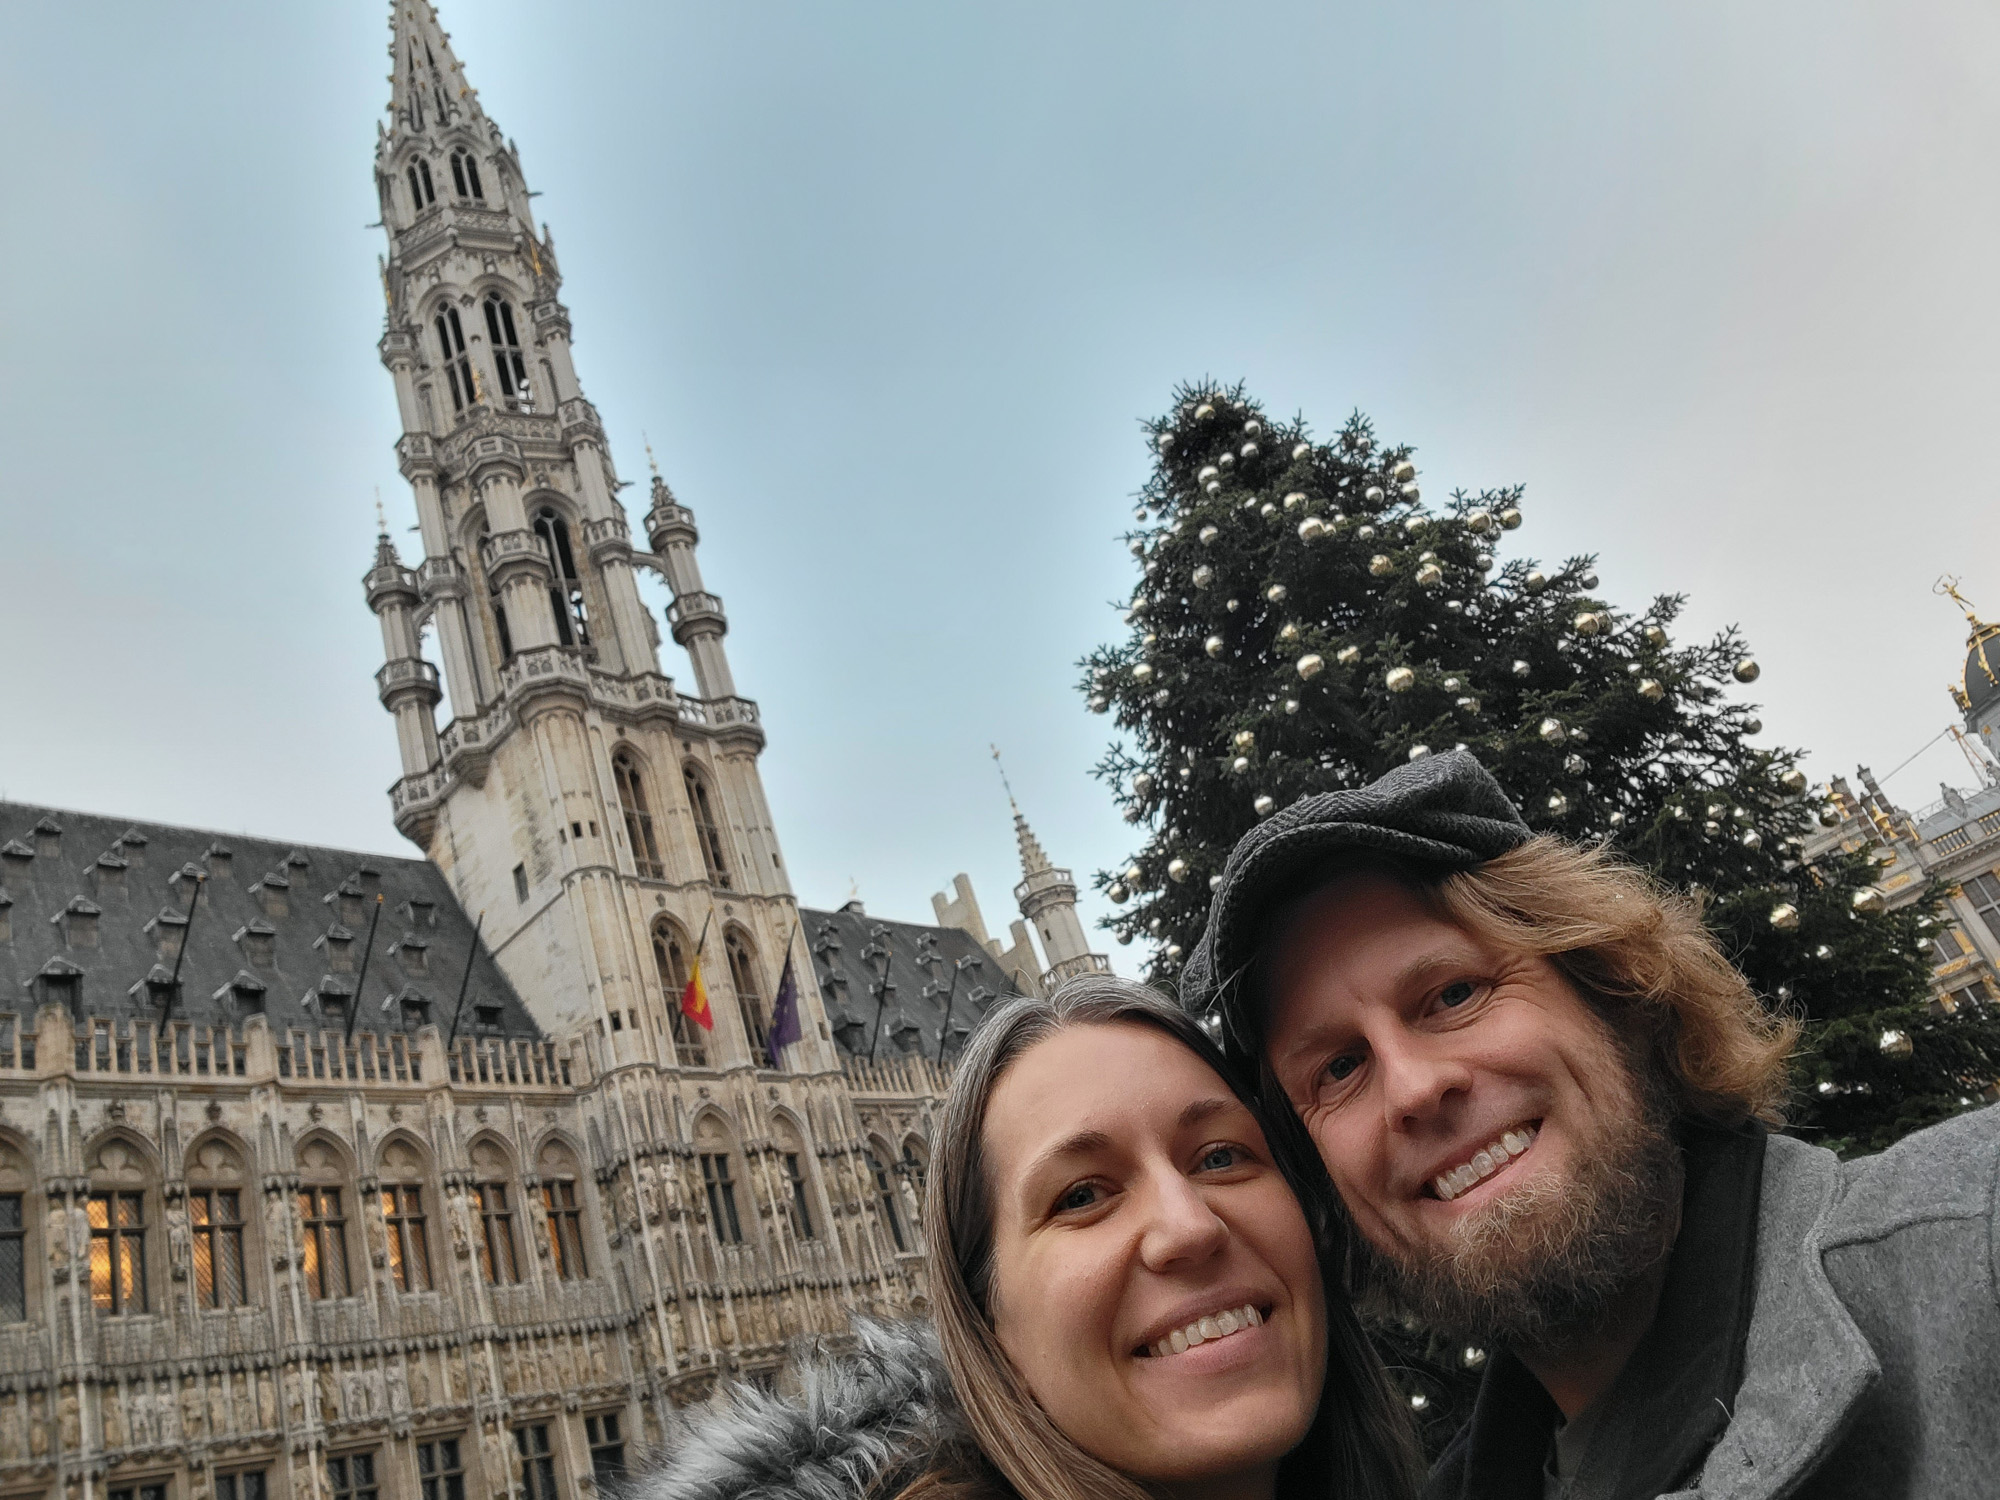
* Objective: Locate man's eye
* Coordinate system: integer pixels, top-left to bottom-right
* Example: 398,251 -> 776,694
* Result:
1438,980 -> 1478,1008
1325,1054 -> 1361,1082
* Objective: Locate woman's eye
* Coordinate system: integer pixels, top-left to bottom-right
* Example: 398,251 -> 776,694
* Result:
1055,1182 -> 1100,1213
1438,980 -> 1478,1008
1197,1145 -> 1240,1172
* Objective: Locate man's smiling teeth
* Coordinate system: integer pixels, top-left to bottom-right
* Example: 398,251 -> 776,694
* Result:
1431,1124 -> 1538,1201
1147,1304 -> 1263,1358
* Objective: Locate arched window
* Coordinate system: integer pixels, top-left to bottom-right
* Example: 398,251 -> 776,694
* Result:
773,1119 -> 816,1243
296,1138 -> 352,1300
483,293 -> 532,410
532,508 -> 589,648
479,527 -> 514,664
683,764 -> 731,889
537,1142 -> 588,1281
651,920 -> 707,1067
88,1136 -> 154,1314
693,1116 -> 744,1248
614,752 -> 664,879
471,1140 -> 520,1285
450,149 -> 484,201
435,306 -> 474,413
864,1145 -> 906,1253
186,1136 -> 250,1310
407,157 -> 435,210
726,930 -> 768,1063
378,1138 -> 432,1293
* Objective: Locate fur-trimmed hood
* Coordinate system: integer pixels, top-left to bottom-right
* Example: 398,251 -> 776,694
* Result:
630,1319 -> 986,1500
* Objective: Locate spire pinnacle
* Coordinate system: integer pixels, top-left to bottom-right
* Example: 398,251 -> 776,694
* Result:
1937,574 -> 1987,631
644,432 -> 661,480
374,488 -> 389,537
993,748 -> 1052,877
384,1 -> 493,150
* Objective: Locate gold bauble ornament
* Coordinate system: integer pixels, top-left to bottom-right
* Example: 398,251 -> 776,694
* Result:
1385,666 -> 1417,692
1769,902 -> 1799,930
1296,653 -> 1325,680
1369,554 -> 1395,577
1733,657 -> 1761,683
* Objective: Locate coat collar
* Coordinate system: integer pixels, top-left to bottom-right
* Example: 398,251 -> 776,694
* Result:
1668,1132 -> 1881,1500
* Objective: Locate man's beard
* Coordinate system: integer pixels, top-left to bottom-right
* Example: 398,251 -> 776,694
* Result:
1354,1068 -> 1684,1353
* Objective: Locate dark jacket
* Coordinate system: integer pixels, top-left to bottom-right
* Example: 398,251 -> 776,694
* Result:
1426,1105 -> 2000,1500
626,1319 -> 991,1500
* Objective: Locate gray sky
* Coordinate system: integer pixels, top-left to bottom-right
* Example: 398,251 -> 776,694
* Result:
4,2 -> 1997,962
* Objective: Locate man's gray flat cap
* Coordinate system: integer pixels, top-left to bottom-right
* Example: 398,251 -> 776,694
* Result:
1180,748 -> 1531,1054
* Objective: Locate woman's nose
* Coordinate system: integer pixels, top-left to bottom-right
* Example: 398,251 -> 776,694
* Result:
1136,1170 -> 1229,1271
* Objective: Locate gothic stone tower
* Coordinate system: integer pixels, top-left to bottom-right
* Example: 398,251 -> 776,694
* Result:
367,5 -> 819,1085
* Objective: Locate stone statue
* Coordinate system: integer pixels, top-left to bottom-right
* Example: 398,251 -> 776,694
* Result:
7,1393 -> 32,1459
46,1207 -> 69,1281
167,1203 -> 193,1281
317,1365 -> 338,1423
590,1343 -> 608,1381
285,1369 -> 305,1427
58,1389 -> 80,1451
257,1371 -> 276,1431
179,1381 -> 203,1439
208,1378 -> 228,1436
482,1421 -> 513,1497
448,1190 -> 473,1261
410,1363 -> 431,1409
527,1188 -> 552,1258
26,1392 -> 46,1458
266,1195 -> 293,1269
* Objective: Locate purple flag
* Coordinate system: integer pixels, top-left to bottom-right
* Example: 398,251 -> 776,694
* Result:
766,951 -> 802,1067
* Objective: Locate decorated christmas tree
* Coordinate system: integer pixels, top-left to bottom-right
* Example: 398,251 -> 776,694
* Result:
1082,380 -> 2000,1448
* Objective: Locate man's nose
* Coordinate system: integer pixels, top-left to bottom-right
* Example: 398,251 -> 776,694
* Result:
1375,1028 -> 1474,1130
1136,1170 -> 1230,1272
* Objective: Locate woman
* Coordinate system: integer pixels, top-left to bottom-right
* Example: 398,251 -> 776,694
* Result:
631,977 -> 1416,1500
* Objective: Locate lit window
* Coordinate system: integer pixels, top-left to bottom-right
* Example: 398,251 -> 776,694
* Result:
542,1180 -> 587,1280
381,1184 -> 432,1292
476,1183 -> 520,1284
297,1187 -> 351,1299
88,1192 -> 149,1313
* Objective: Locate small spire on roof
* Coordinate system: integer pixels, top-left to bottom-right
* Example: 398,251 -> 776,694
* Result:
993,747 -> 1052,877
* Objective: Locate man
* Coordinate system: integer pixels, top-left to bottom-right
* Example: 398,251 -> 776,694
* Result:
1182,749 -> 2000,1500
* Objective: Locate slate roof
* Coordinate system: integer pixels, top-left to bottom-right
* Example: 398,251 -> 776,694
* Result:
801,904 -> 1024,1062
0,803 -> 538,1040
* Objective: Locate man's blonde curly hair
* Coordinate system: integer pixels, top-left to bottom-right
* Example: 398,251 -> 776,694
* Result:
1417,835 -> 1797,1125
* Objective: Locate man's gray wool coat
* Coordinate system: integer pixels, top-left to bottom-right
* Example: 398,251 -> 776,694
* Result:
1670,1102 -> 2000,1499
625,1319 -> 987,1500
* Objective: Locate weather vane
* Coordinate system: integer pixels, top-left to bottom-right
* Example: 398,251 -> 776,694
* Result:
1936,574 -> 1983,623
991,745 -> 1019,810
644,432 -> 661,479
374,487 -> 388,536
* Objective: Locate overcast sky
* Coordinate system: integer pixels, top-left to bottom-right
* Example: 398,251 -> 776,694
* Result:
3,2 -> 1997,964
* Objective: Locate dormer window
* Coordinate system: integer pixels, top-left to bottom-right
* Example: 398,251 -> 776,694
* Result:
284,850 -> 310,872
315,927 -> 356,974
235,920 -> 276,969
0,843 -> 32,877
313,977 -> 353,1025
252,874 -> 290,920
55,898 -> 101,950
147,908 -> 191,964
93,853 -> 128,897
435,306 -> 474,413
215,972 -> 266,1013
474,1002 -> 503,1030
169,864 -> 206,908
399,993 -> 433,1029
327,882 -> 366,928
450,149 -> 484,200
0,891 -> 11,945
32,960 -> 81,1012
403,898 -> 437,929
117,829 -> 149,869
205,842 -> 233,880
31,817 -> 60,859
391,936 -> 429,976
407,157 -> 436,209
133,968 -> 179,1011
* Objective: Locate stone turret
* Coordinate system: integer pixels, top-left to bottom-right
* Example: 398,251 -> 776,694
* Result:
1007,794 -> 1110,990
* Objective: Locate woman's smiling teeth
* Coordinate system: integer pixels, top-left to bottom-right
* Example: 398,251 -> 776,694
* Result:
1430,1123 -> 1539,1201
1144,1304 -> 1264,1358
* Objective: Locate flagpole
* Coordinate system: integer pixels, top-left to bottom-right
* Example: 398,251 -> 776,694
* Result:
345,894 -> 385,1044
766,918 -> 803,1068
161,873 -> 204,1024
445,911 -> 485,1051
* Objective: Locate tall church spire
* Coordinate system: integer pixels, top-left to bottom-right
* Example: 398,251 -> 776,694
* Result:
384,2 -> 493,147
992,750 -> 1109,989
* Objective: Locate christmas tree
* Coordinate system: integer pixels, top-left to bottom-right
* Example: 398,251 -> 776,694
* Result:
1082,380 -> 2000,1448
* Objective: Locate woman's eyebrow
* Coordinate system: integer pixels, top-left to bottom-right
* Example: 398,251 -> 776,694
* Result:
1020,1129 -> 1113,1186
